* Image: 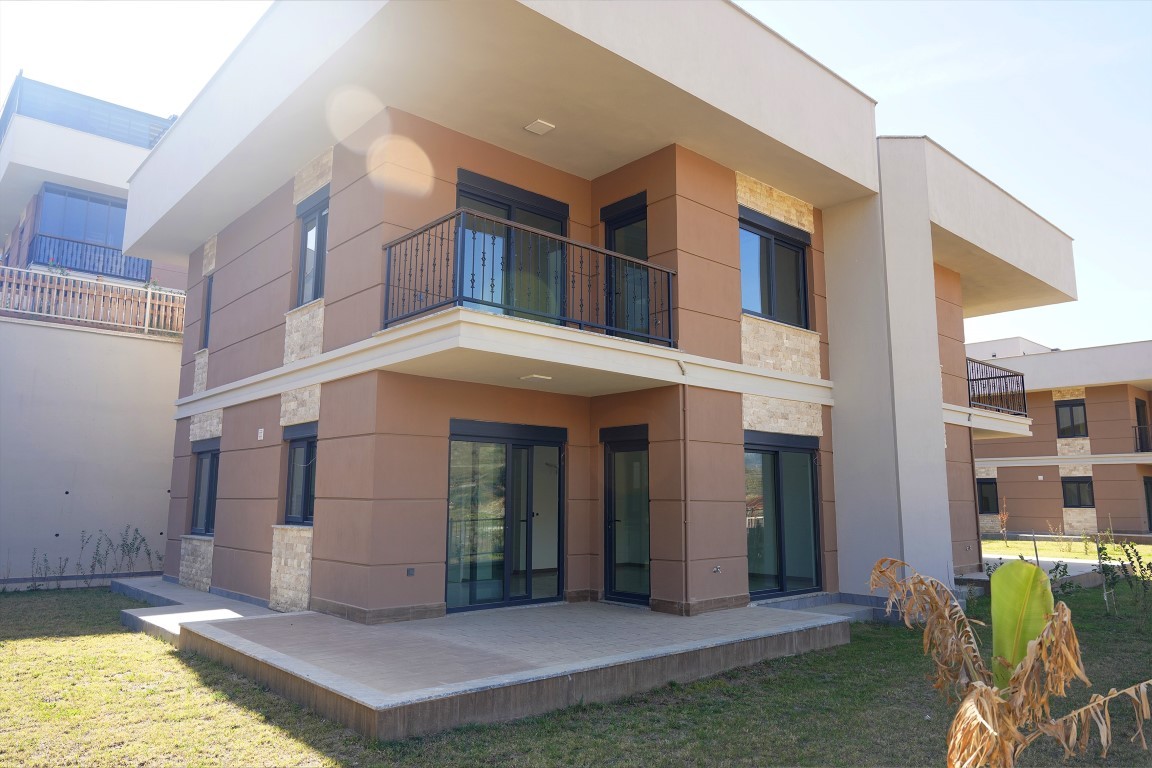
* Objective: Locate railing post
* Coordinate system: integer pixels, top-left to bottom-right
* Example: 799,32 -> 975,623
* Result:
143,286 -> 154,334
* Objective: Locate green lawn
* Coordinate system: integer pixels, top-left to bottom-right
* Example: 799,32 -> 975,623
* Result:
982,536 -> 1152,563
1,587 -> 1148,767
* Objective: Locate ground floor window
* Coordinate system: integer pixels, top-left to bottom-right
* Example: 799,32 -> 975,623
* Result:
284,426 -> 317,525
744,432 -> 820,597
977,479 -> 999,515
1062,477 -> 1094,508
446,420 -> 564,611
191,446 -> 219,535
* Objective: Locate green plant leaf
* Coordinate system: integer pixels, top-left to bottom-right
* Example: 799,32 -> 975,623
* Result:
990,559 -> 1053,688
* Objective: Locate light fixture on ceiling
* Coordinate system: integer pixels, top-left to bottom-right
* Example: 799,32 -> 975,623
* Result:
524,119 -> 555,136
519,374 -> 553,382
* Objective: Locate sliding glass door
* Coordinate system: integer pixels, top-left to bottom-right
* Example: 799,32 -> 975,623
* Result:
745,446 -> 820,597
447,436 -> 562,611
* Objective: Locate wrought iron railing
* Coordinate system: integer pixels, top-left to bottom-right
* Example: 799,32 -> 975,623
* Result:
1135,425 -> 1152,453
29,234 -> 152,282
967,358 -> 1027,417
383,208 -> 675,346
0,265 -> 184,335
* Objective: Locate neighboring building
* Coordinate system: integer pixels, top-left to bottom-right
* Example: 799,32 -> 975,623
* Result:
968,338 -> 1152,536
0,75 -> 186,583
124,0 -> 1074,620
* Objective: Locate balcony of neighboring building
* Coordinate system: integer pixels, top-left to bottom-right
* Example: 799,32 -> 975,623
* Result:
0,263 -> 185,336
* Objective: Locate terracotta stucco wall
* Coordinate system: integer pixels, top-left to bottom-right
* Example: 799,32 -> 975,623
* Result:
974,390 -> 1058,459
934,265 -> 980,573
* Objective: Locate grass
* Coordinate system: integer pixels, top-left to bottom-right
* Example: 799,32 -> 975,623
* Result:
981,536 -> 1152,563
0,586 -> 1148,767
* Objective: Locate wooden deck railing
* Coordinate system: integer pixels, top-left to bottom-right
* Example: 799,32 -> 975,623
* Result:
0,265 -> 185,335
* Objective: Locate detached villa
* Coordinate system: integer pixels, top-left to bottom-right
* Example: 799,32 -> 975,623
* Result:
967,338 -> 1152,536
124,1 -> 1075,628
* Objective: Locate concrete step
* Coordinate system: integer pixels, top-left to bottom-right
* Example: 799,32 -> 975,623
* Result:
798,602 -> 878,623
112,576 -> 276,646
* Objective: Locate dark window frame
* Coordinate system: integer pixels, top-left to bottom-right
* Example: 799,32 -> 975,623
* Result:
200,274 -> 213,350
191,449 -> 220,535
296,185 -> 329,308
1055,399 -> 1088,439
738,206 -> 811,329
284,435 -> 318,526
1061,477 -> 1095,509
976,478 -> 999,515
743,430 -> 822,598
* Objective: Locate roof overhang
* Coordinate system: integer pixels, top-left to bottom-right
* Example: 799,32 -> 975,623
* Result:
970,340 -> 1152,392
126,0 -> 879,266
0,115 -> 148,237
881,137 -> 1076,318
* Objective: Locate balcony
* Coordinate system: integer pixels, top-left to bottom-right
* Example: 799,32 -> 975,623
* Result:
967,358 -> 1027,417
383,209 -> 674,347
29,234 -> 152,283
1136,426 -> 1151,453
0,265 -> 184,335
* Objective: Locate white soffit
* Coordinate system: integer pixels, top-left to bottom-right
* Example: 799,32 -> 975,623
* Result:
880,137 -> 1077,318
0,116 -> 147,235
126,0 -> 878,265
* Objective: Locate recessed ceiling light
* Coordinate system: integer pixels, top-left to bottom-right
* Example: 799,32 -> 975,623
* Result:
524,119 -> 555,136
519,374 -> 553,381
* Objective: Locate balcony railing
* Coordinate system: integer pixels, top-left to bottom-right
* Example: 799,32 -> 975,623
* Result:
967,358 -> 1027,417
383,208 -> 674,346
0,265 -> 184,335
29,234 -> 152,282
1135,425 -> 1151,453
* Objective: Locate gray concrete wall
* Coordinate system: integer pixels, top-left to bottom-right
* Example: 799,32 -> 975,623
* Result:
0,317 -> 180,580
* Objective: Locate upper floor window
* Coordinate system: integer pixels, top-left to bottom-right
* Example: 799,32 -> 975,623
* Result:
739,206 -> 810,329
200,275 -> 214,350
284,423 -> 318,526
191,443 -> 220,535
1055,399 -> 1087,438
296,186 -> 329,307
38,183 -> 126,249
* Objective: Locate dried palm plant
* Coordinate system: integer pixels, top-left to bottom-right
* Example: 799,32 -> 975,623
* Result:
870,557 -> 1151,768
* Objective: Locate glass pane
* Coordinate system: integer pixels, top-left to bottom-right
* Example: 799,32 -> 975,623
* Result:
512,209 -> 564,320
459,195 -> 509,309
62,194 -> 86,240
192,453 -> 214,533
746,451 -> 780,593
977,481 -> 998,515
447,441 -> 506,609
300,215 -> 319,304
612,449 -> 650,596
286,442 -> 307,521
39,191 -> 66,236
1070,405 -> 1087,436
85,199 -> 108,245
773,241 -> 805,327
107,204 -> 126,249
530,445 -> 561,600
780,451 -> 818,592
739,228 -> 764,314
609,218 -> 646,261
509,447 -> 529,599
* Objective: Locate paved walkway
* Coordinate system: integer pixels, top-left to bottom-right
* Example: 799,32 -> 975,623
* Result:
112,577 -> 853,740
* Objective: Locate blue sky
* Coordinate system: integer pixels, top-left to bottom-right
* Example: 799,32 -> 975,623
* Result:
739,0 -> 1152,349
2,0 -> 1148,349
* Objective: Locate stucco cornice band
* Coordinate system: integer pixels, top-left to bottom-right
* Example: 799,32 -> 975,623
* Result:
174,308 -> 835,420
942,403 -> 1032,437
976,454 -> 1152,468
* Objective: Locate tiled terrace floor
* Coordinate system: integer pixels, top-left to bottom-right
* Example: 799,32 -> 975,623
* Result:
113,578 -> 853,741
